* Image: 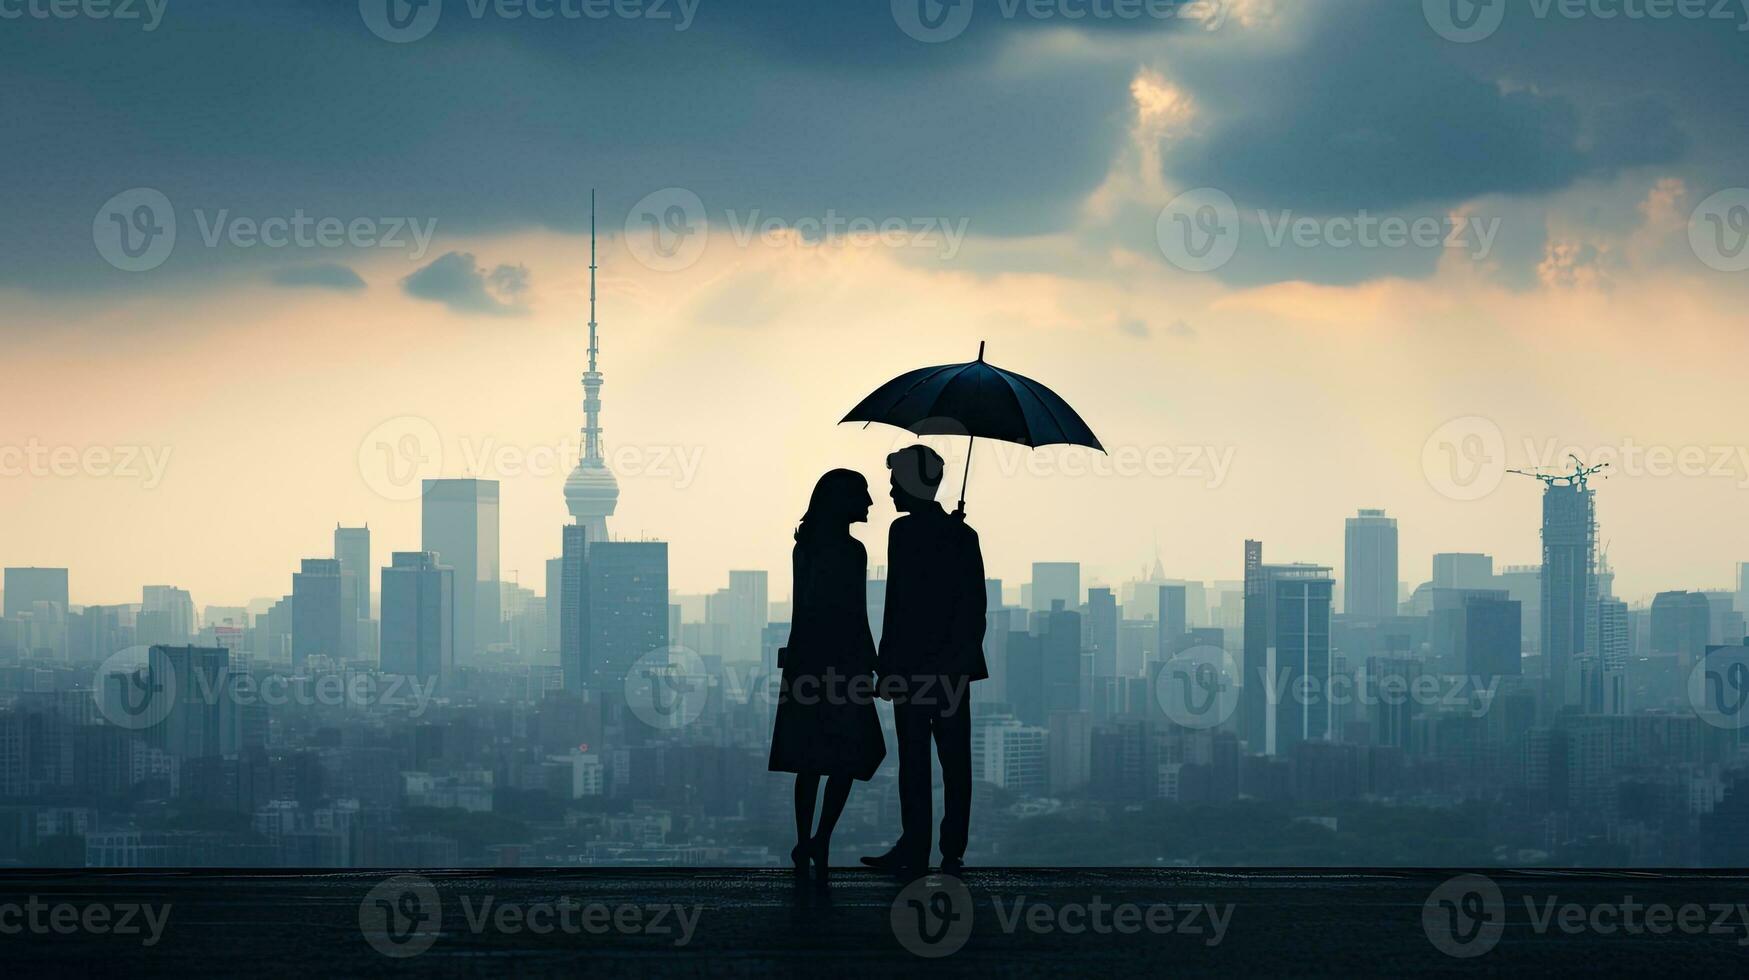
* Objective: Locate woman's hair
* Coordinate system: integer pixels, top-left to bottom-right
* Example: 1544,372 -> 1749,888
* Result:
795,468 -> 868,543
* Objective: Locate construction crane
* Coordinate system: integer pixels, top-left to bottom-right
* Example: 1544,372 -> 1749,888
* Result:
1508,453 -> 1609,489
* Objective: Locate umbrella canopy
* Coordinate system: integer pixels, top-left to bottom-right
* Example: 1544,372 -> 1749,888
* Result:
841,342 -> 1104,451
841,342 -> 1104,513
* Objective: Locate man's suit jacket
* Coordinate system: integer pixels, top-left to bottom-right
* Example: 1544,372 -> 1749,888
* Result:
877,503 -> 988,681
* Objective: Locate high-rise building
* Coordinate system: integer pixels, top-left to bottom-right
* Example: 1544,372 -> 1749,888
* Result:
421,478 -> 500,664
3,567 -> 67,620
1157,584 -> 1187,655
575,541 -> 669,695
1432,553 -> 1495,591
1364,655 -> 1422,750
1031,562 -> 1080,613
1537,478 -> 1597,716
152,645 -> 238,759
714,571 -> 768,664
1737,563 -> 1749,618
1088,587 -> 1118,678
559,526 -> 590,693
563,191 -> 621,546
1241,540 -> 1334,756
335,525 -> 371,621
380,552 -> 454,686
1344,509 -> 1398,618
1042,599 -> 1082,715
292,559 -> 351,666
140,585 -> 196,648
1651,591 -> 1712,659
972,714 -> 1048,796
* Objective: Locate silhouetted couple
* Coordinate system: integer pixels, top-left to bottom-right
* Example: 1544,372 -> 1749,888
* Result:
768,445 -> 988,881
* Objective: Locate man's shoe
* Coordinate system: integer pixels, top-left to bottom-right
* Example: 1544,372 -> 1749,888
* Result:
860,849 -> 923,872
939,857 -> 965,875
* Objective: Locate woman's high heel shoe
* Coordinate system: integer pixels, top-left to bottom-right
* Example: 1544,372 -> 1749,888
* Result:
808,836 -> 831,884
790,842 -> 809,873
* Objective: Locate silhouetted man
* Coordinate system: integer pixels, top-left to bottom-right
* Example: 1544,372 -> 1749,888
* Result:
862,445 -> 987,874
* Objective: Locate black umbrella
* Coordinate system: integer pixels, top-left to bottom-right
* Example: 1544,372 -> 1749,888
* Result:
841,342 -> 1105,515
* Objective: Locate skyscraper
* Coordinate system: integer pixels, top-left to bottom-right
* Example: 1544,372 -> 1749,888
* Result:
1432,553 -> 1495,591
291,559 -> 350,666
1343,509 -> 1398,619
1650,591 -> 1712,659
1157,584 -> 1187,655
564,191 -> 621,545
1031,562 -> 1080,613
3,567 -> 67,620
713,571 -> 769,664
421,478 -> 500,664
1737,562 -> 1749,618
1537,477 -> 1597,716
1242,540 -> 1334,756
335,525 -> 371,620
380,552 -> 454,686
582,542 -> 669,695
559,525 -> 589,693
1088,587 -> 1118,678
140,585 -> 195,647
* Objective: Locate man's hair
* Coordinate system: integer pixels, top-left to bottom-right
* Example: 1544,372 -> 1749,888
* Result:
886,444 -> 946,496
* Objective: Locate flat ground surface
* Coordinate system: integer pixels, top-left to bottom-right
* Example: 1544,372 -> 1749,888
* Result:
1,868 -> 1746,975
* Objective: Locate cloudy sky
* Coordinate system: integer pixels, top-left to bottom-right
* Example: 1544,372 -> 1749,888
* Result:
3,0 -> 1747,610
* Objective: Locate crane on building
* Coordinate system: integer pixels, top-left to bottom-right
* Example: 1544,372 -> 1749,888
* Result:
1508,453 -> 1609,489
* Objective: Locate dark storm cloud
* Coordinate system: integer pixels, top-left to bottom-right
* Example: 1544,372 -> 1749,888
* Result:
269,263 -> 367,292
2,0 -> 1743,295
403,251 -> 531,315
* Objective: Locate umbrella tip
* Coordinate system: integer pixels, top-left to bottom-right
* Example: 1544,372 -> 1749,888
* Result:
976,341 -> 986,362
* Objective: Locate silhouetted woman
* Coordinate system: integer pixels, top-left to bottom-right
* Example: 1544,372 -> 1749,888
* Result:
769,469 -> 886,880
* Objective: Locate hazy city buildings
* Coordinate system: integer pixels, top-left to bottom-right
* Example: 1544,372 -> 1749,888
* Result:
1537,478 -> 1598,716
421,478 -> 500,665
291,559 -> 349,666
380,552 -> 454,685
1344,509 -> 1398,619
1031,562 -> 1080,613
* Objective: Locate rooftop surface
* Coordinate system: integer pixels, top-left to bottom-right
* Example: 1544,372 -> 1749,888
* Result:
3,868 -> 1746,976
